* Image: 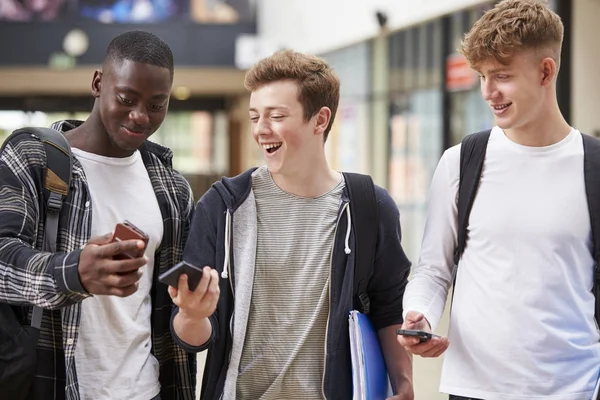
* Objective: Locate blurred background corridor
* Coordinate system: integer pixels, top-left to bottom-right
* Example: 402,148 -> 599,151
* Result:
0,0 -> 597,398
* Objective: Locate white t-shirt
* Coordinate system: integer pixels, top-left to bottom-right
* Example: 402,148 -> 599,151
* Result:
404,127 -> 600,400
73,148 -> 164,400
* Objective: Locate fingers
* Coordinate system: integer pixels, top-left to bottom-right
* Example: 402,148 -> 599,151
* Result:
176,267 -> 220,316
177,274 -> 190,300
404,337 -> 449,357
195,267 -> 213,294
397,333 -> 416,347
421,340 -> 450,358
206,269 -> 220,308
404,311 -> 428,329
168,284 -> 181,308
97,239 -> 146,259
87,232 -> 113,246
104,256 -> 149,275
402,312 -> 432,332
104,268 -> 143,289
168,285 -> 179,303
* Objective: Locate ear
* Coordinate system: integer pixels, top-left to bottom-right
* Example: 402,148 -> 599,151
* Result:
91,69 -> 102,98
313,106 -> 332,137
540,57 -> 557,87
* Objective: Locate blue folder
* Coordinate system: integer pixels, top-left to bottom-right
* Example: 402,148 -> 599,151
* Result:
349,310 -> 389,400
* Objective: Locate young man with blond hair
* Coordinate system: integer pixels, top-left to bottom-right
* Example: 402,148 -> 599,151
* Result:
169,50 -> 414,399
398,0 -> 600,399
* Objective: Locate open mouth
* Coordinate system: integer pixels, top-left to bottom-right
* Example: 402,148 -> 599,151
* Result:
262,142 -> 282,154
492,103 -> 512,112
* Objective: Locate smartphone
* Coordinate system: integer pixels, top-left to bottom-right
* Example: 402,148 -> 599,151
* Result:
111,220 -> 149,260
396,329 -> 439,343
158,261 -> 204,291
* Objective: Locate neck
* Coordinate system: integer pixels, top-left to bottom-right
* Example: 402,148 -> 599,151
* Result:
63,107 -> 135,158
271,151 -> 340,198
503,101 -> 571,147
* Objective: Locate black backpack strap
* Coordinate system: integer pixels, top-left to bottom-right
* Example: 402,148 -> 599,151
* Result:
454,130 -> 492,266
2,127 -> 72,329
581,134 -> 600,330
343,172 -> 379,315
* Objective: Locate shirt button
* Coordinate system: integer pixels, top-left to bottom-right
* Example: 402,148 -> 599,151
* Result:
84,201 -> 90,208
66,338 -> 74,345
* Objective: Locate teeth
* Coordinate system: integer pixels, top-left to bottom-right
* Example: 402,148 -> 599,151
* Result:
261,143 -> 282,150
493,104 -> 510,110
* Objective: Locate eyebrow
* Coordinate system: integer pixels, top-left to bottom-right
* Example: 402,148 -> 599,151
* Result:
248,106 -> 290,113
484,67 -> 511,74
115,85 -> 169,100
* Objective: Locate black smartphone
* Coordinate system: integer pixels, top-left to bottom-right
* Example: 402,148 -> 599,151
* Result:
396,329 -> 438,343
158,261 -> 204,291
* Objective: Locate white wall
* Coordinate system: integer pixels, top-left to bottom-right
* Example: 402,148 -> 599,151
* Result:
257,0 -> 488,54
572,0 -> 600,136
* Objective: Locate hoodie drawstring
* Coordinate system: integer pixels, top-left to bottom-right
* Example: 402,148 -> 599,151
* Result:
221,210 -> 231,279
344,204 -> 352,255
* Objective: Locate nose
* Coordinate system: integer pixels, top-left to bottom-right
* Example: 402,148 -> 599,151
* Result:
129,107 -> 149,126
253,117 -> 271,137
481,79 -> 499,102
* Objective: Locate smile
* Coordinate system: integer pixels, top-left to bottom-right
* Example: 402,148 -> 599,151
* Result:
122,126 -> 146,138
261,142 -> 282,154
491,103 -> 511,111
491,102 -> 512,116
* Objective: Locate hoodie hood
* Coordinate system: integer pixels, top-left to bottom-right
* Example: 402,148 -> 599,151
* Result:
212,167 -> 258,212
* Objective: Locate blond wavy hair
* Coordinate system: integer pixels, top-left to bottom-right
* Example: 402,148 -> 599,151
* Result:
244,50 -> 340,142
460,0 -> 564,69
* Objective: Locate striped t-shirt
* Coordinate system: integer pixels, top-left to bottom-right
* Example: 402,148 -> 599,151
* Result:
236,166 -> 345,400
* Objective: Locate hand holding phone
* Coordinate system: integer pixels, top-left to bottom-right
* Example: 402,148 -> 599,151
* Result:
164,263 -> 221,322
78,226 -> 149,297
396,311 -> 450,358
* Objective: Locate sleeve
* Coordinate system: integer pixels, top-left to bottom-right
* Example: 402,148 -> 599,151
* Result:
368,187 -> 412,331
178,174 -> 195,250
0,139 -> 88,309
402,148 -> 460,331
170,197 -> 219,352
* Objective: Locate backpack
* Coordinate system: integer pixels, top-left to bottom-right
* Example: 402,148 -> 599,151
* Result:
0,127 -> 72,400
342,172 -> 379,315
455,129 -> 600,337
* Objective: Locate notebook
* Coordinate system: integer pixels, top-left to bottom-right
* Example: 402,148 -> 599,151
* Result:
349,310 -> 389,400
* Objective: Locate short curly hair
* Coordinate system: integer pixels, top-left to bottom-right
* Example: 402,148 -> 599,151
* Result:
244,50 -> 340,142
460,0 -> 563,69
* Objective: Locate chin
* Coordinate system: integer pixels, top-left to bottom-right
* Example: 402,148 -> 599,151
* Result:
495,119 -> 514,130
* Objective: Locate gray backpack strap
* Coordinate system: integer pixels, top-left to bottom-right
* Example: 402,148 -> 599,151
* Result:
581,133 -> 600,332
2,127 -> 72,329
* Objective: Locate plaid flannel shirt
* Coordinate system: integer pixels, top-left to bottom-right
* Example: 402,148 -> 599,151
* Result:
0,120 -> 196,400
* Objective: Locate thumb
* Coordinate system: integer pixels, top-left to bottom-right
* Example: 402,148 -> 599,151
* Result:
405,311 -> 424,323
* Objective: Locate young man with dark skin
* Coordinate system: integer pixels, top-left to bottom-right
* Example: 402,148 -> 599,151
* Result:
169,50 -> 414,400
398,1 -> 600,399
0,31 -> 195,400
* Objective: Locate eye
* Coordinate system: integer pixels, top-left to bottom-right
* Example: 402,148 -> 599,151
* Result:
150,104 -> 165,111
497,74 -> 510,80
118,95 -> 133,105
249,115 -> 259,123
271,115 -> 284,120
